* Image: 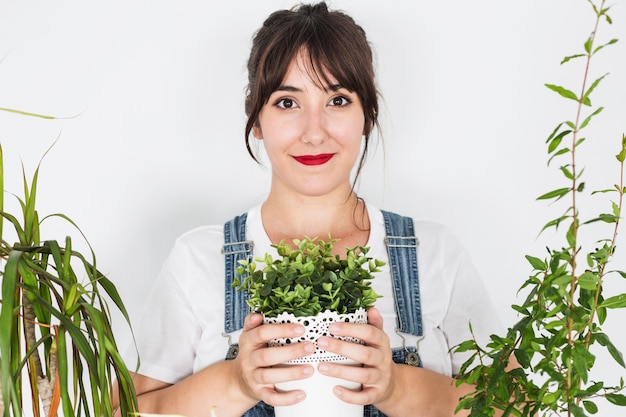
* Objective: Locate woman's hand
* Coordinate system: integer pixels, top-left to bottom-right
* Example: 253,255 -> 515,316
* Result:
234,312 -> 316,407
315,307 -> 396,406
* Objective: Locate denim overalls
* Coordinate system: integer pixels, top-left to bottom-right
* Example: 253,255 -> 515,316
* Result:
222,210 -> 423,417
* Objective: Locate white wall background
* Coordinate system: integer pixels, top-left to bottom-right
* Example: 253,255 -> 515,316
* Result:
1,0 -> 625,414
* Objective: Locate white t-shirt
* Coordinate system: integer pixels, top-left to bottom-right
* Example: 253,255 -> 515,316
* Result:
124,203 -> 502,384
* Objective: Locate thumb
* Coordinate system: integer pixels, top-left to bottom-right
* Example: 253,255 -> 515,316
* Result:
243,312 -> 264,331
367,307 -> 384,330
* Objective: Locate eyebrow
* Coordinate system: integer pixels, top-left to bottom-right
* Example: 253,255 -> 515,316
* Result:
275,85 -> 301,93
274,83 -> 346,93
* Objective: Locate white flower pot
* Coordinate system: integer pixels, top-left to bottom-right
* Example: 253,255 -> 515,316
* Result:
263,308 -> 367,417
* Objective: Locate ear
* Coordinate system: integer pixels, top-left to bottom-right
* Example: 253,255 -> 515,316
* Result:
252,124 -> 263,140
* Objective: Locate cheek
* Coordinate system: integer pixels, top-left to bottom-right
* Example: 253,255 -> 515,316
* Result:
332,115 -> 366,146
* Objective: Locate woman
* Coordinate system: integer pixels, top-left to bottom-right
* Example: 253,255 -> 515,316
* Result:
116,3 -> 503,416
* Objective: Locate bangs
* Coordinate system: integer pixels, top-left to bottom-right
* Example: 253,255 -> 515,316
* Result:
258,15 -> 373,103
298,44 -> 362,94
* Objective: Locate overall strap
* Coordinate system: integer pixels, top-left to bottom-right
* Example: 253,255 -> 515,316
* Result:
381,210 -> 423,337
222,213 -> 253,333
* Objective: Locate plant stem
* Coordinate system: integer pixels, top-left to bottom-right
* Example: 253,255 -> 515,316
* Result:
565,3 -> 604,413
23,293 -> 44,381
586,141 -> 625,349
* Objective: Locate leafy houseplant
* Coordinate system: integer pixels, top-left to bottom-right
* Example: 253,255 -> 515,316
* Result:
233,236 -> 384,417
233,236 -> 384,318
0,140 -> 138,415
454,1 -> 626,416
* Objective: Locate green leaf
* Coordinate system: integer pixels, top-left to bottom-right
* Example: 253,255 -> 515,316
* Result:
606,393 -> 626,406
542,392 -> 558,404
583,213 -> 619,225
525,255 -> 546,271
569,403 -> 587,417
0,107 -> 56,119
600,294 -> 626,309
595,333 -> 626,368
539,214 -> 569,234
0,251 -> 23,415
573,344 -> 592,383
616,134 -> 626,162
548,130 -> 572,153
545,83 -> 579,102
548,147 -> 571,166
559,165 -> 574,180
584,35 -> 593,54
582,74 -> 608,107
537,187 -> 571,201
593,38 -> 618,55
561,53 -> 586,64
545,84 -> 591,106
578,271 -> 600,290
514,349 -> 531,368
546,122 -> 565,143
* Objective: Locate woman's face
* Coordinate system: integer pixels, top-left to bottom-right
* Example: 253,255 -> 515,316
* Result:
253,53 -> 365,199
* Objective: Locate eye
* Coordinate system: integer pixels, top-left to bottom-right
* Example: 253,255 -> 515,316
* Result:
329,96 -> 351,107
276,98 -> 297,109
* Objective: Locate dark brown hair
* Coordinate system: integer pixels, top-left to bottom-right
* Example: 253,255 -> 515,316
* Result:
244,2 -> 379,182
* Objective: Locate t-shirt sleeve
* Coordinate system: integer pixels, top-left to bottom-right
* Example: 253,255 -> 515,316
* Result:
438,228 -> 505,376
122,238 -> 203,384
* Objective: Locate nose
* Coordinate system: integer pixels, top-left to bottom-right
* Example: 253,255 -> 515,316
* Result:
300,108 -> 328,146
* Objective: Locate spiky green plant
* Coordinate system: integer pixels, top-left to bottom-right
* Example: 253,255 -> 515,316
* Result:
0,142 -> 138,417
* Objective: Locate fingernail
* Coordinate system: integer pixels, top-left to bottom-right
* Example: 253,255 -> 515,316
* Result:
303,366 -> 313,375
293,325 -> 305,336
296,392 -> 306,401
328,323 -> 339,333
318,362 -> 329,372
317,337 -> 329,348
304,342 -> 314,353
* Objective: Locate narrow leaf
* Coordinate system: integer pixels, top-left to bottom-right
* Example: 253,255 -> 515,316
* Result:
545,83 -> 579,102
600,294 -> 626,309
579,106 -> 604,130
537,187 -> 571,201
582,74 -> 608,105
593,38 -> 618,55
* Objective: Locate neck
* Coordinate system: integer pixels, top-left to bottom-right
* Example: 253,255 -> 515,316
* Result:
261,190 -> 370,253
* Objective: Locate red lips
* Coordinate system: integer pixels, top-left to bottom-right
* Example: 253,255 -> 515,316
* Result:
293,154 -> 334,166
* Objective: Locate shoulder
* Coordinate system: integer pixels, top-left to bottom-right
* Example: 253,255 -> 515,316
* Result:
374,206 -> 464,251
412,218 -> 464,249
172,224 -> 225,256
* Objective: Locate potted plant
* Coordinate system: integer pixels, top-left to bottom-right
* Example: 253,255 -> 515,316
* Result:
0,138 -> 138,413
454,1 -> 626,415
233,236 -> 384,417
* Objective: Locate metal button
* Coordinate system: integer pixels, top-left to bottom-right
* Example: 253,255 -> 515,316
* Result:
226,344 -> 239,360
405,351 -> 420,367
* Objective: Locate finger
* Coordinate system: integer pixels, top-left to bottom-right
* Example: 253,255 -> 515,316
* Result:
366,307 -> 384,330
327,321 -> 387,348
332,383 -> 377,406
253,341 -> 316,367
317,361 -> 371,385
253,363 -> 314,386
317,335 -> 382,366
317,362 -> 386,406
315,362 -> 375,406
256,322 -> 307,344
260,386 -> 307,407
242,315 -> 307,347
243,313 -> 264,331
